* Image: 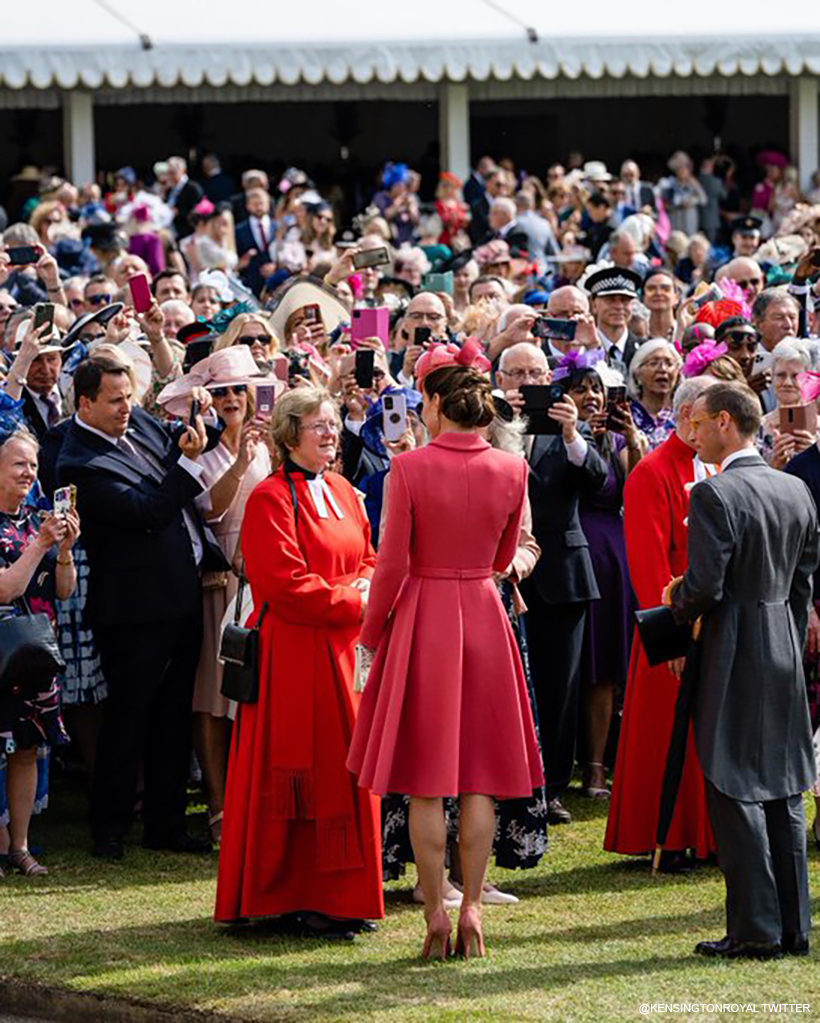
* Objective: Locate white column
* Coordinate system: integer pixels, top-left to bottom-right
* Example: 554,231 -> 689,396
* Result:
789,76 -> 819,194
62,91 -> 96,185
439,81 -> 470,182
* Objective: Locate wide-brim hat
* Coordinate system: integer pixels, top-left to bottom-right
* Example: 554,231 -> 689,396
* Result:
265,276 -> 349,343
583,265 -> 642,299
474,239 -> 511,266
583,160 -> 612,183
157,345 -> 284,417
755,234 -> 808,266
12,317 -> 77,358
11,165 -> 41,183
547,246 -> 591,265
62,302 -> 125,349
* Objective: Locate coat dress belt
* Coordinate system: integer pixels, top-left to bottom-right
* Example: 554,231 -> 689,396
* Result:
409,566 -> 494,580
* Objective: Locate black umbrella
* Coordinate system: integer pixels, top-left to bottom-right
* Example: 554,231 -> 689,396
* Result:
633,605 -> 701,874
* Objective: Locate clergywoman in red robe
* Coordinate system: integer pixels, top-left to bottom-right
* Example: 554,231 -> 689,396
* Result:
604,391 -> 715,869
215,387 -> 384,939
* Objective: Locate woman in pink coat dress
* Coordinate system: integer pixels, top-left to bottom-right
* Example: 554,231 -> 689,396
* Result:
347,343 -> 544,961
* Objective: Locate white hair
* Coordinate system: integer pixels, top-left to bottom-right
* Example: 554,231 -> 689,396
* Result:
394,246 -> 431,276
496,304 -> 533,333
498,342 -> 548,372
672,375 -> 714,418
167,156 -> 187,174
627,338 -> 682,399
771,336 -> 813,370
490,197 -> 516,220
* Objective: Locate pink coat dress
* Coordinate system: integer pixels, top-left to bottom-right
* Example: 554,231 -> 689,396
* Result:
347,432 -> 544,798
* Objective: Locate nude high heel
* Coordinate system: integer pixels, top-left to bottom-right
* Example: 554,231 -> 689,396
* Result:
422,907 -> 453,961
455,904 -> 486,960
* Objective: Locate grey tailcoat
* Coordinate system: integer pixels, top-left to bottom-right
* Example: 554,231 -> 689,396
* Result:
672,452 -> 820,802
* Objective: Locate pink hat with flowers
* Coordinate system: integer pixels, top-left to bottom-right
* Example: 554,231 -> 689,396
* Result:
414,339 -> 492,388
157,346 -> 283,417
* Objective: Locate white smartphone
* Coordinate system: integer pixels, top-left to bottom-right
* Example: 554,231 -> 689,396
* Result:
53,485 -> 76,518
382,393 -> 408,443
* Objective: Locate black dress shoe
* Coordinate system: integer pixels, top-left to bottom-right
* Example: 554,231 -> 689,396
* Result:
290,912 -> 356,941
142,831 -> 212,854
346,919 -> 378,933
782,933 -> 810,956
658,850 -> 696,875
547,798 -> 572,825
92,838 -> 124,860
695,936 -> 783,960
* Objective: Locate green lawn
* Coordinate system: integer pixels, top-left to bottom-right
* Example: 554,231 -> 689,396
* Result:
2,778 -> 820,1022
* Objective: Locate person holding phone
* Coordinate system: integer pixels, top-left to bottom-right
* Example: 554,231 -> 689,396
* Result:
396,293 -> 449,385
0,423 -> 79,877
559,354 -> 645,801
756,337 -> 817,469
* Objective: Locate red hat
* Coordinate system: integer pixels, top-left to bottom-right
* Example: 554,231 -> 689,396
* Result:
694,298 -> 745,328
414,339 -> 492,387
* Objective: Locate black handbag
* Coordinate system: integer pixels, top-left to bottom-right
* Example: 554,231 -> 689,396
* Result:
219,573 -> 268,704
633,605 -> 691,667
0,597 -> 66,692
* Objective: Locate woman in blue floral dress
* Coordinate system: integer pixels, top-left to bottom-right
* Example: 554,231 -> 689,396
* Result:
0,426 -> 78,877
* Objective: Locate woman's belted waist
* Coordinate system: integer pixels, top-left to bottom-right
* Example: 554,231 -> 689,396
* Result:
409,566 -> 494,580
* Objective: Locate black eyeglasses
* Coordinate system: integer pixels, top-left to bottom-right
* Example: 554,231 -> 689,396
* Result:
87,293 -> 113,306
210,384 -> 248,397
734,278 -> 763,290
238,335 -> 269,346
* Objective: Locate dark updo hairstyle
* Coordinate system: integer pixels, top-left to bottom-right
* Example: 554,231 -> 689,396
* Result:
423,365 -> 496,428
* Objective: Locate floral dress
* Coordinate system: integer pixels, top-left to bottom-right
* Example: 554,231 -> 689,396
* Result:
629,399 -> 675,452
0,508 -> 68,827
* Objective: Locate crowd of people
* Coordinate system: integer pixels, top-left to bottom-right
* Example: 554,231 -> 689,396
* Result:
2,145 -> 820,959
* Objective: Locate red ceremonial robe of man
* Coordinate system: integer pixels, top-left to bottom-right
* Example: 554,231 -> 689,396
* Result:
604,432 -> 715,858
215,468 -> 384,923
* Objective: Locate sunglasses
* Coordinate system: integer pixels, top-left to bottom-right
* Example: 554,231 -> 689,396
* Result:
210,384 -> 248,397
87,293 -> 113,306
723,331 -> 758,346
735,278 -> 763,290
238,335 -> 270,346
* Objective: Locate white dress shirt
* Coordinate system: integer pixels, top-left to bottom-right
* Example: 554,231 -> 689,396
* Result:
25,385 -> 63,429
720,447 -> 759,471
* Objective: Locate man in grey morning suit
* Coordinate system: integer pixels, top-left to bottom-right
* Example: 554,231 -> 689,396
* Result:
669,383 -> 819,960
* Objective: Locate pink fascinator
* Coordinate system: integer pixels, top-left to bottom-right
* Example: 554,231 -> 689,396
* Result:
682,341 -> 729,378
798,371 -> 820,404
415,339 -> 492,387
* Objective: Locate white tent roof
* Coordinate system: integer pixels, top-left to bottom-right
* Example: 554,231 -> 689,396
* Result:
3,1 -> 820,90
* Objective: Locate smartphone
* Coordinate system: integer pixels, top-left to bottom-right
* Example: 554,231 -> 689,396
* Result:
190,398 -> 201,423
128,272 -> 153,314
301,304 -> 320,325
606,384 -> 628,431
7,246 -> 40,266
414,326 -> 432,346
422,272 -> 454,296
779,403 -> 818,436
53,484 -> 76,518
288,350 -> 311,381
383,393 -> 408,442
351,306 -> 390,349
33,302 -> 56,332
533,317 -> 577,342
692,283 -> 723,309
520,384 -> 565,435
272,355 -> 290,384
355,349 -> 376,390
353,247 -> 390,270
255,383 -> 277,418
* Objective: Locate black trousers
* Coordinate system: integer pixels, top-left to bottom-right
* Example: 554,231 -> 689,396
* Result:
523,592 -> 587,796
706,780 -> 811,944
90,602 -> 203,843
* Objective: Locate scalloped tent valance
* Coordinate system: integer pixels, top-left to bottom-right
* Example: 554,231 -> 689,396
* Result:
1,0 -> 820,92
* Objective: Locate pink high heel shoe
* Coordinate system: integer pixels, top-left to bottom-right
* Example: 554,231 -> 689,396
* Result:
422,907 -> 453,961
455,904 -> 486,960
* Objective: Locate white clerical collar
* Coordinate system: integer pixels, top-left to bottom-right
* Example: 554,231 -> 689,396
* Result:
306,476 -> 344,520
721,448 -> 758,471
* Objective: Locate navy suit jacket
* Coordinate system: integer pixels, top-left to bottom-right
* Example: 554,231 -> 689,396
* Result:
235,219 -> 268,296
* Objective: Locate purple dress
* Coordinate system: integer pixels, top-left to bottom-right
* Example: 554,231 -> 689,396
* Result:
580,435 -> 635,687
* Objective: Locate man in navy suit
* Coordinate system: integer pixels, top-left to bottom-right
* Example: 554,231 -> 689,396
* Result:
235,187 -> 277,297
57,356 -> 221,859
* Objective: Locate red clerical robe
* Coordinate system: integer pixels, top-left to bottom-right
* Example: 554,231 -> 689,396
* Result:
215,468 -> 384,923
604,432 -> 716,858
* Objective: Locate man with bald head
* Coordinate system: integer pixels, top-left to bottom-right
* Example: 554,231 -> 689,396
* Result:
397,291 -> 448,385
716,257 -> 765,306
544,286 -> 600,361
499,341 -> 608,825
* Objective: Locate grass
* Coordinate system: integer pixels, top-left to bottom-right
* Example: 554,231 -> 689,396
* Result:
2,777 -> 820,1022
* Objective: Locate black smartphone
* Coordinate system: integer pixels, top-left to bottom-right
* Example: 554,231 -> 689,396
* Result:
190,398 -> 201,423
533,317 -> 577,342
7,245 -> 40,266
355,349 -> 375,389
414,326 -> 432,346
353,247 -> 390,270
520,384 -> 565,435
606,384 -> 628,431
33,302 -> 56,332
